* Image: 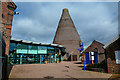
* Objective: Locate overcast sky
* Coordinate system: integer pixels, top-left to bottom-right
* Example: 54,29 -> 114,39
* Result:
12,2 -> 118,48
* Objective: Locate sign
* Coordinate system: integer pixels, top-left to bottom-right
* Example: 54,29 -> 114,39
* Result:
17,49 -> 27,54
38,46 -> 47,54
78,42 -> 85,71
89,52 -> 94,60
28,45 -> 37,54
17,44 -> 28,54
115,50 -> 120,64
28,50 -> 37,54
91,56 -> 94,60
91,52 -> 94,56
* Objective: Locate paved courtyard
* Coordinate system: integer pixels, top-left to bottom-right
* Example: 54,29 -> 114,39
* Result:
9,61 -> 112,79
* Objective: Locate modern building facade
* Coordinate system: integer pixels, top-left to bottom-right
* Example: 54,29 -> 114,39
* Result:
8,38 -> 66,65
53,8 -> 82,61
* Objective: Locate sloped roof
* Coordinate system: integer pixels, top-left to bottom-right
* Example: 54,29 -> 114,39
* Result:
104,35 -> 120,49
53,8 -> 81,54
85,40 -> 104,53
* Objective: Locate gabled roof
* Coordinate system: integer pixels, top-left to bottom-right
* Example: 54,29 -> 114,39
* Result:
85,40 -> 104,53
104,35 -> 120,49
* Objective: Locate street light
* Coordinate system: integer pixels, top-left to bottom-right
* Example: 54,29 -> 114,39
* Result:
14,11 -> 19,15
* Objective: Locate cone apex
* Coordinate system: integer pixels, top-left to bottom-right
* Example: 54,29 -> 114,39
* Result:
63,8 -> 69,13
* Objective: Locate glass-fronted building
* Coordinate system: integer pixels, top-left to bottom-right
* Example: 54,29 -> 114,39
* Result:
8,38 -> 66,65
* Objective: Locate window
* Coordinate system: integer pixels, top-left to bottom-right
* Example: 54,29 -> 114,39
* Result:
115,51 -> 120,64
16,44 -> 28,54
10,43 -> 17,51
28,45 -> 37,54
2,14 -> 4,18
38,46 -> 47,54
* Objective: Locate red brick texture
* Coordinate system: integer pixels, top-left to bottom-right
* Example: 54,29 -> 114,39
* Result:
105,37 -> 120,74
2,2 -> 16,55
1,1 -> 16,79
85,40 -> 104,53
53,9 -> 82,61
84,40 -> 105,63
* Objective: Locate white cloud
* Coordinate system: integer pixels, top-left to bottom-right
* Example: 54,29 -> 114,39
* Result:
12,2 -> 118,47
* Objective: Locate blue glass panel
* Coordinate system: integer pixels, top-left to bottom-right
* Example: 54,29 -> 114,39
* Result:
38,46 -> 47,54
28,45 -> 37,54
10,43 -> 17,51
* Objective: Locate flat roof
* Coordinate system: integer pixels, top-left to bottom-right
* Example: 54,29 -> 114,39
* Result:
10,38 -> 65,48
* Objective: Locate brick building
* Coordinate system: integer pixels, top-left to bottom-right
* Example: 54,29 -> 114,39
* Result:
1,1 -> 17,56
0,0 -> 17,79
104,35 -> 120,74
53,8 -> 82,61
83,40 -> 105,64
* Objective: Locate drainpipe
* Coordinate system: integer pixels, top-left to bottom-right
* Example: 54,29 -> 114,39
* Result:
104,49 -> 108,73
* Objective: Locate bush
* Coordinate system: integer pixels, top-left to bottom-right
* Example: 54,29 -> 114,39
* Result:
86,60 -> 107,69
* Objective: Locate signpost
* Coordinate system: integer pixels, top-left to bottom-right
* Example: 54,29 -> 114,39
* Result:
78,42 -> 85,71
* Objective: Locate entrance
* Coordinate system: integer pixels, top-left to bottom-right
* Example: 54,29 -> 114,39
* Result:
73,55 -> 77,61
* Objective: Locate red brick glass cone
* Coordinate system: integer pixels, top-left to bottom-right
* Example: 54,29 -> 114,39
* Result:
53,8 -> 82,61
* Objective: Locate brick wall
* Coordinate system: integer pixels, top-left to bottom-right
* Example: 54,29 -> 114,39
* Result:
1,1 -> 16,79
53,9 -> 82,61
2,2 -> 16,55
98,53 -> 105,63
85,40 -> 105,63
106,37 -> 120,74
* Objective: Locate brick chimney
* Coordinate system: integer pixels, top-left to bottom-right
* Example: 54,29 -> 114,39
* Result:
53,8 -> 82,61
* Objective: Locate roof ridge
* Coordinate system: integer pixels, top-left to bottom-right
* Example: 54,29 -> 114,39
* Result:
93,40 -> 104,45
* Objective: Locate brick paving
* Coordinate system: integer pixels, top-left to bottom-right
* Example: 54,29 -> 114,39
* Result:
9,61 -> 112,79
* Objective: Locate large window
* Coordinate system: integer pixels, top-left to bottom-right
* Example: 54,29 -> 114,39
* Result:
47,47 -> 54,54
28,45 -> 37,54
115,51 -> 120,64
10,43 -> 17,52
17,44 -> 28,54
38,46 -> 47,54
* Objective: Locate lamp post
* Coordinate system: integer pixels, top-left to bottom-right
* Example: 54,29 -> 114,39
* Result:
78,42 -> 85,71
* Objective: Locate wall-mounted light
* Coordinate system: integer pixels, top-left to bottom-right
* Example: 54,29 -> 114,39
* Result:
14,12 -> 19,15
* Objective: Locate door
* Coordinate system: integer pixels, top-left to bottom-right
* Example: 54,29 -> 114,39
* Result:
73,55 -> 77,61
94,52 -> 98,63
86,53 -> 89,64
86,53 -> 91,64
